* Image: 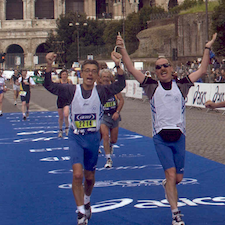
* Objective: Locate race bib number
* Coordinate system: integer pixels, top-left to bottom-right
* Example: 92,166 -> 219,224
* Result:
19,91 -> 27,96
104,101 -> 116,108
74,114 -> 97,129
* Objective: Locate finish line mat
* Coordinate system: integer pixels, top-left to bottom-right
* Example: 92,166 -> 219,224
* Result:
0,111 -> 225,225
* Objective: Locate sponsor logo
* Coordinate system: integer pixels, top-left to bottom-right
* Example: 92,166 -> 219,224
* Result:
193,85 -> 207,105
58,197 -> 225,213
58,178 -> 197,189
212,86 -> 225,103
48,165 -> 162,174
75,114 -> 96,121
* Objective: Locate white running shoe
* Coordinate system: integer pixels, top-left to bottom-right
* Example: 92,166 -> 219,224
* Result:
104,158 -> 113,168
77,211 -> 88,225
172,211 -> 185,225
84,202 -> 92,220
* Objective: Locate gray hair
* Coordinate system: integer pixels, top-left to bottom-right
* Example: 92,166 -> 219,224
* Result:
99,69 -> 113,78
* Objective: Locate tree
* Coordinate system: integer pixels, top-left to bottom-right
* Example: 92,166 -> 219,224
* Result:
139,6 -> 165,30
211,0 -> 225,56
46,12 -> 106,66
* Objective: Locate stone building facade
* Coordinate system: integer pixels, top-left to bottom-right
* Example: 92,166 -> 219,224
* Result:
0,0 -> 143,69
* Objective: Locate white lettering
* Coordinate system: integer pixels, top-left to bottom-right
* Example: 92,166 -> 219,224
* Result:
193,197 -> 225,206
179,198 -> 198,206
135,200 -> 169,208
91,198 -> 133,213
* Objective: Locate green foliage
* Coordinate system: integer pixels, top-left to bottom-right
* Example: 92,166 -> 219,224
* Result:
139,6 -> 165,30
168,0 -> 178,10
211,0 -> 225,56
46,12 -> 106,66
169,0 -> 199,13
103,20 -> 123,44
125,12 -> 141,50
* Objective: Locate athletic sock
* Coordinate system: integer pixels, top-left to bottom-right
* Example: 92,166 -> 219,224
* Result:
106,154 -> 111,159
84,194 -> 91,205
77,205 -> 85,215
23,113 -> 26,116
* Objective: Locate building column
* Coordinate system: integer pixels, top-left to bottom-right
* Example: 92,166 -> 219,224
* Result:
54,0 -> 64,19
84,0 -> 96,19
0,0 -> 6,21
22,0 -> 27,20
30,0 -> 35,19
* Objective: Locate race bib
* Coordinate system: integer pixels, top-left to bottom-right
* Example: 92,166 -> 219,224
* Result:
104,101 -> 116,108
19,91 -> 27,96
74,113 -> 97,129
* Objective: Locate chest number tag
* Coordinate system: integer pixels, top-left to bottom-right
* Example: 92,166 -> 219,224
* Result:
75,114 -> 97,129
19,91 -> 27,96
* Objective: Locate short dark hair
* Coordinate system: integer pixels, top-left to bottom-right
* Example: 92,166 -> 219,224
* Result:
81,60 -> 99,71
58,69 -> 68,78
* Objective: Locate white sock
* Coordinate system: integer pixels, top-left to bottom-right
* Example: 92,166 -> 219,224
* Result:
0,110 -> 2,114
84,194 -> 91,205
77,205 -> 85,214
106,154 -> 111,159
23,113 -> 26,116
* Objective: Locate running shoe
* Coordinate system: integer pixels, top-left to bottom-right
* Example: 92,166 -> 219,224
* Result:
98,148 -> 102,154
84,202 -> 92,220
110,144 -> 114,154
172,211 -> 185,225
162,179 -> 168,201
58,130 -> 63,138
104,158 -> 113,168
77,211 -> 88,225
65,127 -> 69,136
23,116 -> 26,121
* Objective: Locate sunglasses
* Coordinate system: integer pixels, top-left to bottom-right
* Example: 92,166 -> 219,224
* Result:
155,63 -> 171,70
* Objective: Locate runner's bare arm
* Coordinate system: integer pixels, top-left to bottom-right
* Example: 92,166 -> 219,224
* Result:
46,52 -> 57,73
116,34 -> 145,83
189,33 -> 217,83
205,100 -> 225,109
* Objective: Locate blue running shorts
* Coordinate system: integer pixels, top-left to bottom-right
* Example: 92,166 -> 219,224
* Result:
68,129 -> 100,171
153,133 -> 185,174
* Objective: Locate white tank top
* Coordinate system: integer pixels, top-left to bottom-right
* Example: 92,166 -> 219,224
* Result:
69,84 -> 103,134
150,81 -> 186,136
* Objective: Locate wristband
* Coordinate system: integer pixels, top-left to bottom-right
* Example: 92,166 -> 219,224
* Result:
205,47 -> 211,50
116,111 -> 120,114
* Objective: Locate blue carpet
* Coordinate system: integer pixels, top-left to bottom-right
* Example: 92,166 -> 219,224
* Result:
0,111 -> 225,225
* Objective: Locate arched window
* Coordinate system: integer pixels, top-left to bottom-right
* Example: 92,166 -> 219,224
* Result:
35,0 -> 54,19
6,44 -> 24,69
6,0 -> 23,20
35,43 -> 50,64
65,0 -> 84,14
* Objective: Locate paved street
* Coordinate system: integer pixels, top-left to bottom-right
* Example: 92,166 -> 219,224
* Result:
2,80 -> 225,165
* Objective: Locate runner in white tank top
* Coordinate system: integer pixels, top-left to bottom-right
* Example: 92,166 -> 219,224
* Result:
44,51 -> 126,225
116,33 -> 217,225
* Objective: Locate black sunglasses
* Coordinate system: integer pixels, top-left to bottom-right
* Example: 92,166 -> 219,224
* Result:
155,63 -> 171,70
